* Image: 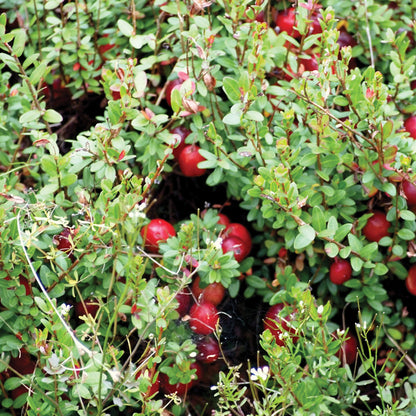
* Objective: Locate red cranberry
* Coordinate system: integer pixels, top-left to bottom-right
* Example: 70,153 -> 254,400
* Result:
403,180 -> 416,205
189,302 -> 219,335
404,115 -> 416,140
191,276 -> 226,306
329,258 -> 352,285
177,144 -> 207,177
140,219 -> 176,254
196,336 -> 220,363
263,303 -> 298,346
362,211 -> 391,242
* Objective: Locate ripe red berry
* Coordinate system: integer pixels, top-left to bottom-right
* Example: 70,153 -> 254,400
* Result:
405,264 -> 416,295
362,211 -> 391,242
177,144 -> 207,177
402,180 -> 416,205
189,302 -> 219,335
224,223 -> 252,252
222,222 -> 252,262
221,236 -> 250,262
404,115 -> 416,140
275,7 -> 299,38
337,29 -> 357,49
140,219 -> 176,253
54,227 -> 78,253
135,370 -> 160,398
165,78 -> 182,107
175,288 -> 192,317
217,213 -> 231,227
196,336 -> 220,363
278,247 -> 288,258
263,303 -> 298,346
165,72 -> 194,107
329,258 -> 352,285
336,332 -> 358,365
170,126 -> 191,159
9,348 -> 36,375
74,299 -> 99,319
201,210 -> 230,227
160,362 -> 202,395
191,276 -> 226,306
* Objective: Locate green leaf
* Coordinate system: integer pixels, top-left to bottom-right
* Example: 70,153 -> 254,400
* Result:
294,224 -> 315,250
374,263 -> 388,275
321,154 -> 339,169
387,327 -> 402,340
222,77 -> 240,103
334,223 -> 352,242
351,256 -> 364,272
246,275 -> 266,289
397,228 -> 415,241
12,29 -> 26,57
117,19 -> 134,37
22,53 -> 39,69
382,120 -> 394,140
339,246 -> 352,258
333,96 -> 349,106
311,206 -> 325,232
325,242 -> 339,257
348,234 -> 362,251
170,88 -> 181,113
245,111 -> 264,122
19,109 -> 41,124
400,210 -> 416,221
360,242 -> 378,259
382,182 -> 396,197
45,0 -> 64,10
206,167 -> 223,186
61,173 -> 77,187
43,109 -> 63,123
388,261 -> 408,279
223,112 -> 241,125
30,61 -> 49,84
299,153 -> 317,167
344,278 -> 362,289
133,70 -> 147,98
40,155 -> 56,175
0,52 -> 19,72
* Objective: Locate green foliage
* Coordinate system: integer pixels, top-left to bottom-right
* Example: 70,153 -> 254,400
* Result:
1,0 -> 416,415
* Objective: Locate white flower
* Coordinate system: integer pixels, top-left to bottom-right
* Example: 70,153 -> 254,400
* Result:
128,203 -> 147,219
317,305 -> 324,315
206,237 -> 223,250
59,303 -> 72,317
250,366 -> 269,381
189,351 -> 197,358
212,237 -> 223,250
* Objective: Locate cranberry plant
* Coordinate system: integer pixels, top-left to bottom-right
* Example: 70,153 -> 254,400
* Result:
2,0 -> 416,414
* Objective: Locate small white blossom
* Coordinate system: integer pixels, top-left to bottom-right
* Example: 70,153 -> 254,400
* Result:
189,351 -> 197,358
206,237 -> 223,250
128,204 -> 147,220
355,323 -> 361,328
250,366 -> 269,381
210,385 -> 218,391
212,237 -> 223,250
317,305 -> 324,315
59,303 -> 72,317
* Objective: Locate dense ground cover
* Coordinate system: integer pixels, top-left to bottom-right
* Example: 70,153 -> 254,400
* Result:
2,0 -> 416,414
